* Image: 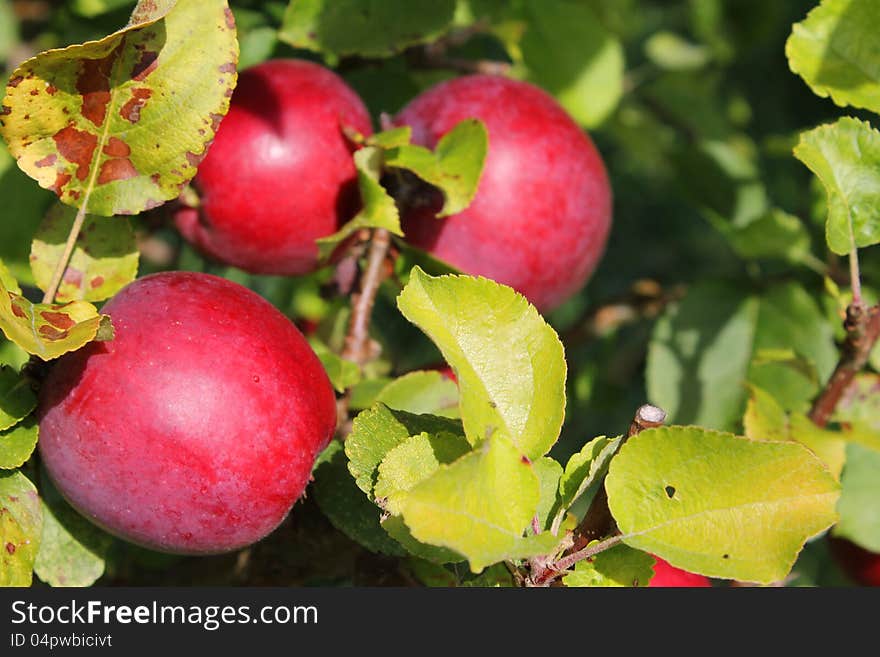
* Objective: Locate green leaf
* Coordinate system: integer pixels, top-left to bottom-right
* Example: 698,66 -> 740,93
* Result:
72,0 -> 136,18
375,371 -> 459,418
30,204 -> 139,303
380,515 -> 464,564
648,281 -> 835,430
309,338 -> 361,393
33,473 -> 113,587
0,469 -> 41,586
0,0 -> 238,216
833,443 -> 880,552
345,403 -> 464,497
316,147 -> 402,261
606,426 -> 840,584
0,275 -> 112,361
312,440 -> 407,557
748,284 -> 837,411
744,387 -> 846,479
519,0 -> 624,128
533,457 -> 563,532
279,0 -> 456,58
0,0 -> 15,70
397,267 -> 566,459
793,117 -> 880,255
788,413 -> 847,480
374,432 -> 471,515
385,119 -> 488,217
743,385 -> 788,442
0,157 -> 55,287
398,434 -> 559,572
0,260 -> 20,296
367,126 -> 412,150
562,543 -> 655,587
0,364 -> 36,431
644,32 -> 711,71
647,281 -> 758,431
551,434 -> 622,534
786,0 -> 880,115
706,208 -> 814,265
0,417 -> 38,470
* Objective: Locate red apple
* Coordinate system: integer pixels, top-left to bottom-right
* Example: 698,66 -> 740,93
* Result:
175,59 -> 373,275
37,271 -> 337,554
828,536 -> 880,586
648,557 -> 712,587
394,75 -> 612,312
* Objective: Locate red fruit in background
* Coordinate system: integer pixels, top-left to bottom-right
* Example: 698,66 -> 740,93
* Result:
175,59 -> 372,275
394,75 -> 612,312
37,272 -> 337,554
828,536 -> 880,586
648,557 -> 712,587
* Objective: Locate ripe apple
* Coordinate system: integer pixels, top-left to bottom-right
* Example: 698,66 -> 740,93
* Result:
37,271 -> 337,554
648,557 -> 712,587
394,74 -> 612,312
174,59 -> 373,275
828,536 -> 880,586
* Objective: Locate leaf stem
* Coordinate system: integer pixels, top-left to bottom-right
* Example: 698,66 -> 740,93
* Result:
41,203 -> 88,304
849,248 -> 863,308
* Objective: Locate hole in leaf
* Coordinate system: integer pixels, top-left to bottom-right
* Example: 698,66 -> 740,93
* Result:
664,485 -> 675,498
723,554 -> 729,559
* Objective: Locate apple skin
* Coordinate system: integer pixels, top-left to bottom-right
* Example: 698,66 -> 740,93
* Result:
648,557 -> 712,587
394,74 -> 612,312
37,271 -> 337,554
175,59 -> 373,275
828,537 -> 880,586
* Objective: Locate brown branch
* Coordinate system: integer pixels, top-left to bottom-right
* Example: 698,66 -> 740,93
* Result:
335,228 -> 393,437
569,404 -> 667,552
809,302 -> 880,428
560,280 -> 685,346
527,404 -> 667,587
413,36 -> 511,77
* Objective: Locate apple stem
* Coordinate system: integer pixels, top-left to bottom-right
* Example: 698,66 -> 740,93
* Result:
41,202 -> 88,304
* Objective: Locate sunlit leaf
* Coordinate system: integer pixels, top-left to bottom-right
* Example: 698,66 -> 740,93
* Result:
0,469 -> 41,586
384,119 -> 488,217
0,275 -> 111,360
606,426 -> 840,584
787,0 -> 880,115
794,117 -> 880,255
397,267 -> 566,459
399,434 -> 559,572
316,147 -> 402,261
30,203 -> 139,302
0,0 -> 238,216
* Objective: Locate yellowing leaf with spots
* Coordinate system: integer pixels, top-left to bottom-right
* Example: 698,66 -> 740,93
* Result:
0,0 -> 238,216
0,469 -> 41,586
30,203 -> 139,303
0,276 -> 111,361
605,426 -> 840,584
